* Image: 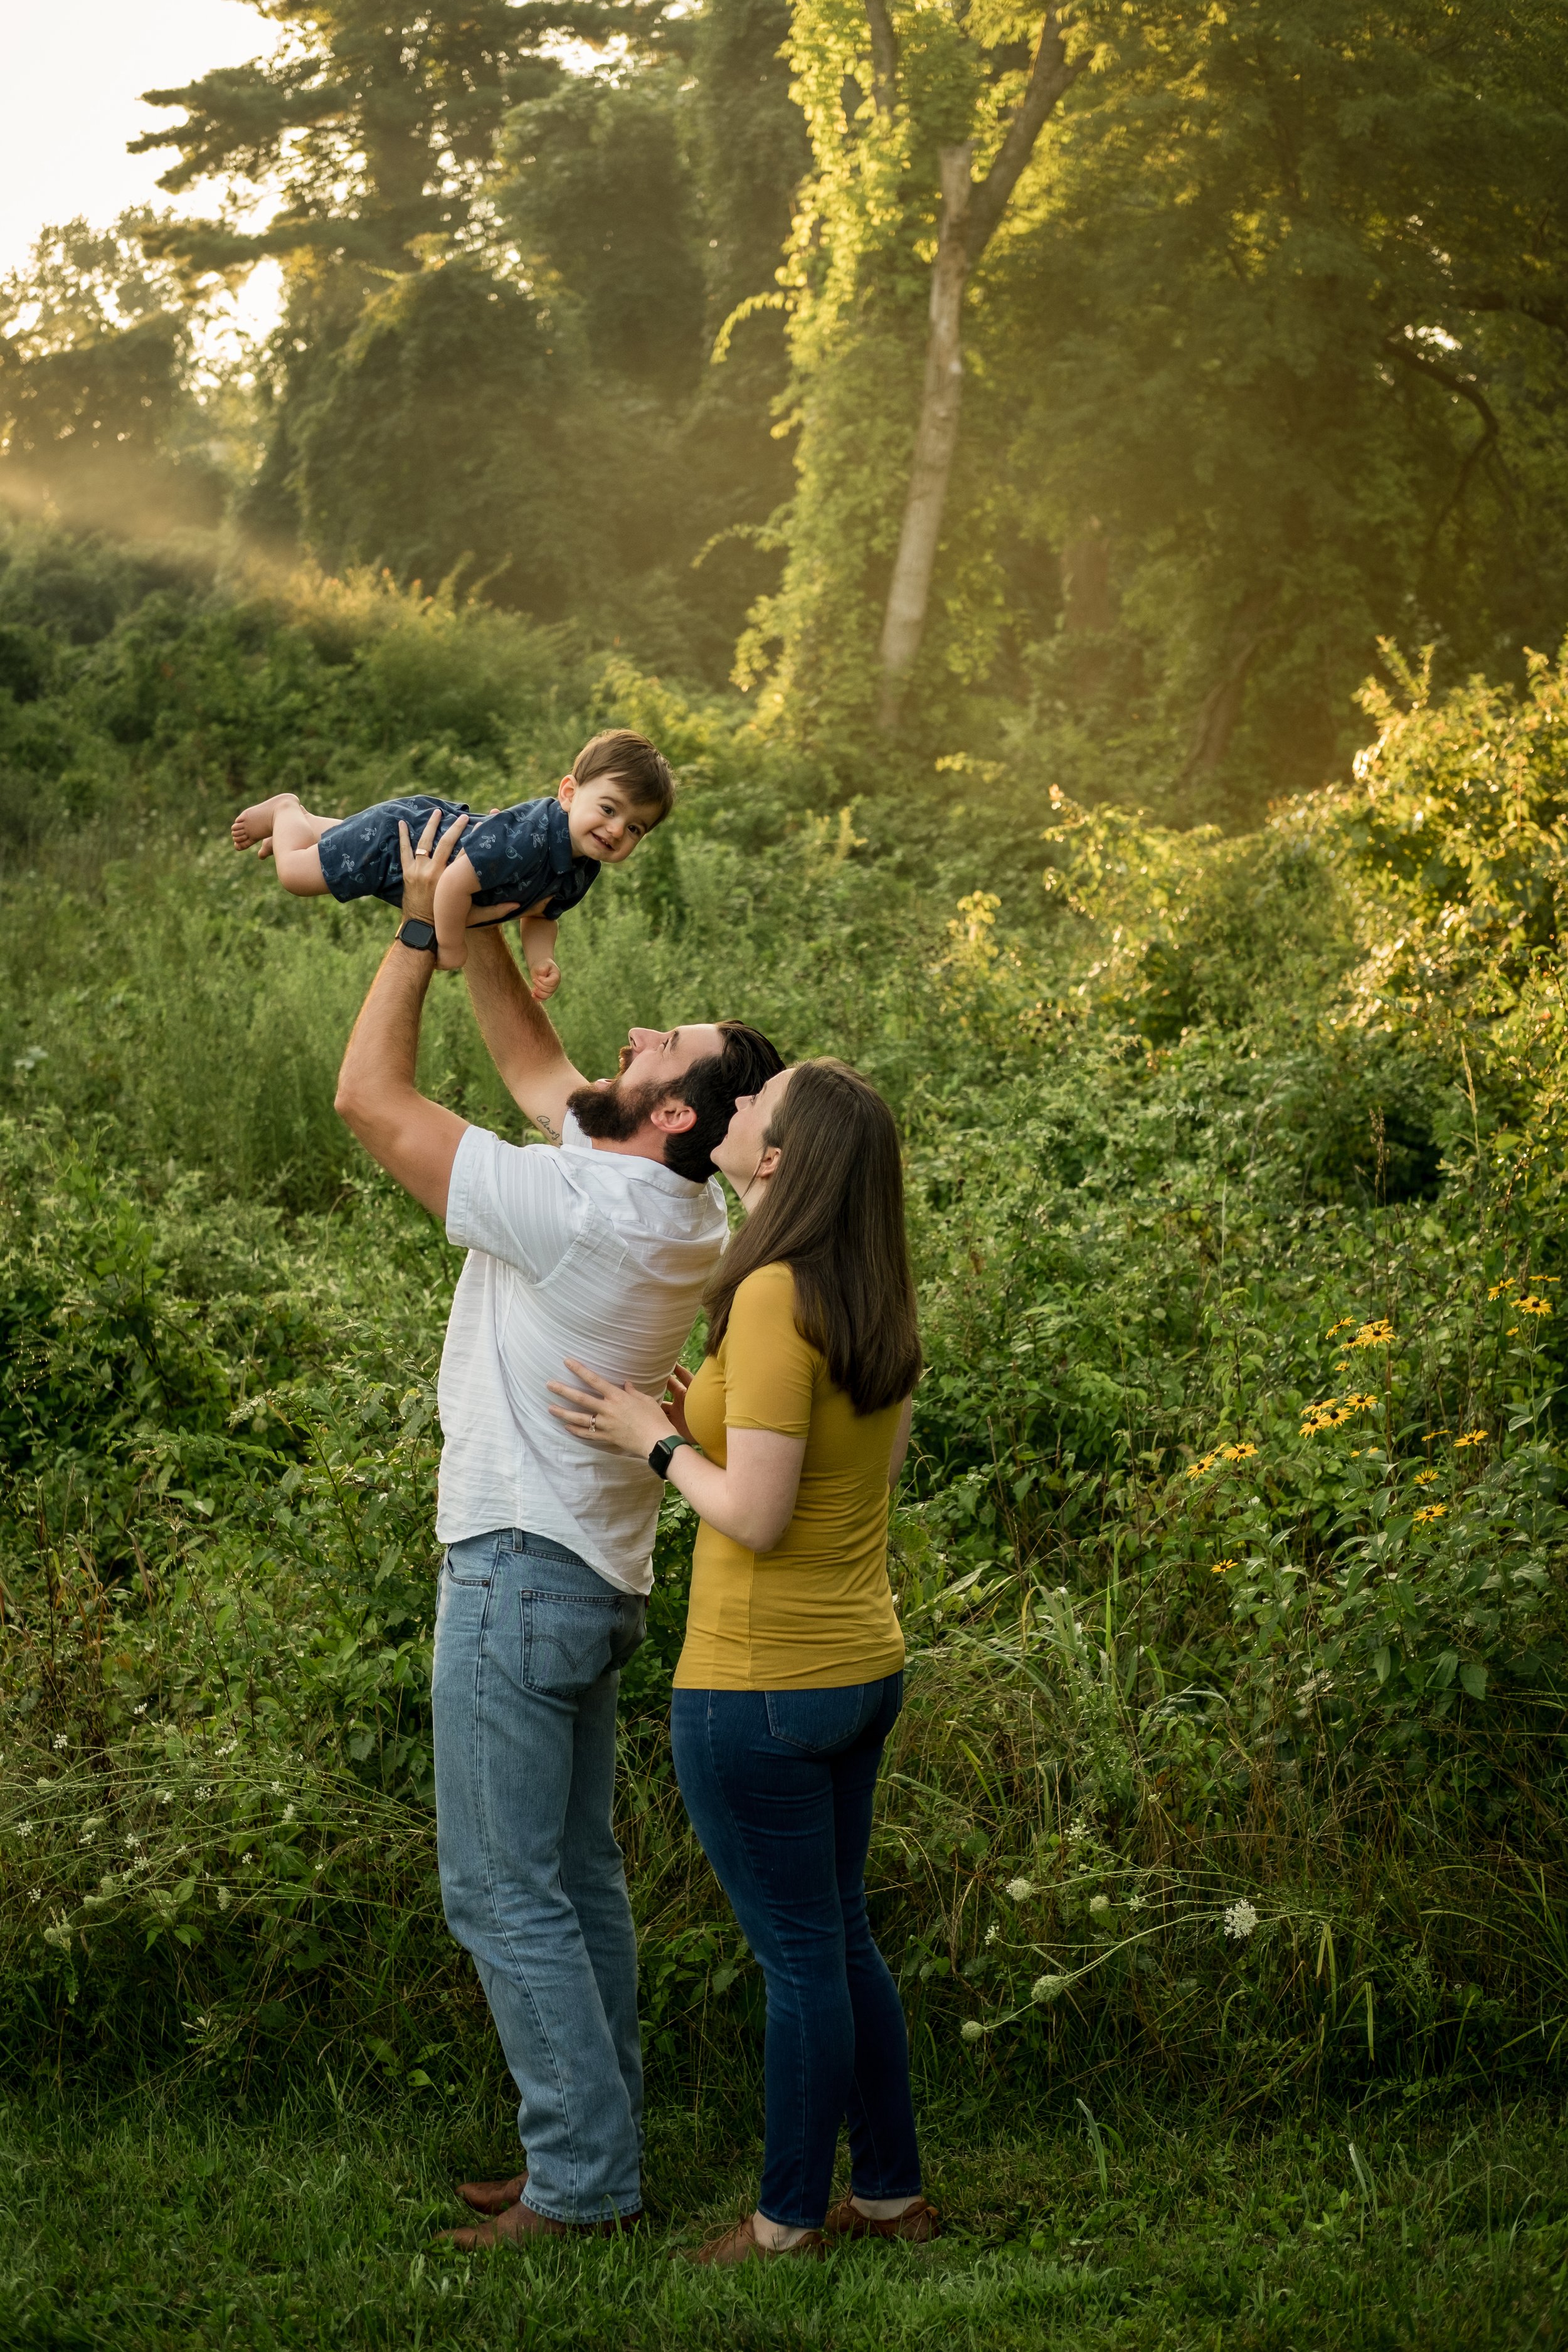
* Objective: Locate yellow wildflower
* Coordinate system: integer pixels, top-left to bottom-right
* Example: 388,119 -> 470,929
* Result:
1327,1318 -> 1356,1336
1487,1279 -> 1517,1301
1453,1429 -> 1487,1448
1210,1559 -> 1238,1575
1220,1443 -> 1258,1461
1413,1504 -> 1447,1525
1347,1320 -> 1395,1349
1414,1469 -> 1439,1486
1516,1296 -> 1552,1316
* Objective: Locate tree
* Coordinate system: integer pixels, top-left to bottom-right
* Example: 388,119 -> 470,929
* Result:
130,1 -> 628,280
0,217 -> 228,538
994,0 -> 1568,808
739,0 -> 1099,743
874,4 -> 1084,726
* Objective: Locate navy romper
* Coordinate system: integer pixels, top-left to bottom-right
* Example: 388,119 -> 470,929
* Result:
316,795 -> 599,921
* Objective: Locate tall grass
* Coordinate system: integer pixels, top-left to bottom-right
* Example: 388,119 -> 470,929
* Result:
1,546 -> 1565,2111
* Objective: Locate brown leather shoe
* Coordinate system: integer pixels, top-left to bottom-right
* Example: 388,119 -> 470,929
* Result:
439,2199 -> 644,2251
679,2214 -> 826,2267
457,2171 -> 527,2217
822,2194 -> 941,2243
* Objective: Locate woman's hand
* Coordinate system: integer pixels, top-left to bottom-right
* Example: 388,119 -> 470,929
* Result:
662,1365 -> 694,1440
548,1357 -> 674,1459
396,807 -> 467,926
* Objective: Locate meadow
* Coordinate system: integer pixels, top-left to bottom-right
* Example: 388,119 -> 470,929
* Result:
1,533 -> 1565,2343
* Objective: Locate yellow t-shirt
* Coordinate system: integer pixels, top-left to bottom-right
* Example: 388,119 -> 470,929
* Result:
673,1259 -> 906,1692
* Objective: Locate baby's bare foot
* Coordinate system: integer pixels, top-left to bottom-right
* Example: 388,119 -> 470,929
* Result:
231,793 -> 297,850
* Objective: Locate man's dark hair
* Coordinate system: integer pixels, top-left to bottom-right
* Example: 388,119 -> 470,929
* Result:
662,1020 -> 785,1185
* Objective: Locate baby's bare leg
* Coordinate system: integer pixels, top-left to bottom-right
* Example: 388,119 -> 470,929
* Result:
231,793 -> 336,894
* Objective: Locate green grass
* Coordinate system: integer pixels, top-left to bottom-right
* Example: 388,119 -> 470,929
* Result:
1,2087 -> 1564,2349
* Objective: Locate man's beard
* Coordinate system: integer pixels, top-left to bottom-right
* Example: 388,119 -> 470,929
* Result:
567,1069 -> 670,1144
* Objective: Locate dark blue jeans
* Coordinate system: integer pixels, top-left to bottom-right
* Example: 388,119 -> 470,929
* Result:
670,1674 -> 922,2229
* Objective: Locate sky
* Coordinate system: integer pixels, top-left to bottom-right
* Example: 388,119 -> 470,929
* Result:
0,0 -> 284,336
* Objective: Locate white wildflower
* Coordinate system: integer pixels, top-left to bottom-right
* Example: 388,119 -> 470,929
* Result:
1223,1900 -> 1259,1942
157,1789 -> 173,1806
216,1887 -> 231,1909
1005,1877 -> 1034,1902
1031,1974 -> 1066,2003
29,1887 -> 42,1904
1089,1894 -> 1111,1915
17,1821 -> 34,1838
282,1804 -> 296,1825
1126,1894 -> 1145,1913
34,1778 -> 56,1793
124,1833 -> 142,1850
241,1852 -> 254,1867
52,1734 -> 68,1750
270,1781 -> 283,1796
133,1704 -> 147,1717
1066,1820 -> 1089,1845
984,1923 -> 1000,1946
960,2020 -> 985,2043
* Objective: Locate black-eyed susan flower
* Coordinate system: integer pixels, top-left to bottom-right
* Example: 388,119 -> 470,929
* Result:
1454,1429 -> 1488,1448
1413,1503 -> 1446,1525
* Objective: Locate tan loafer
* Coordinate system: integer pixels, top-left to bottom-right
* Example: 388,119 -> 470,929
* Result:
439,2198 -> 643,2250
822,2194 -> 941,2243
679,2214 -> 826,2266
457,2171 -> 527,2216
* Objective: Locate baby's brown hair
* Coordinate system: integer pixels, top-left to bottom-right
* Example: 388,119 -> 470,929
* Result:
573,729 -> 675,824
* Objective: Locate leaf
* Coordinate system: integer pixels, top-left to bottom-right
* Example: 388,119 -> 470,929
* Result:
1372,1646 -> 1392,1685
1458,1661 -> 1488,1700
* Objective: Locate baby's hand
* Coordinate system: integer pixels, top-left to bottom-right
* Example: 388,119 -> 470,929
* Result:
436,940 -> 469,973
529,958 -> 561,1002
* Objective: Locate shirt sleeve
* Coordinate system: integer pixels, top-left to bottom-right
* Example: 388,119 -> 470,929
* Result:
721,1264 -> 818,1437
445,1124 -> 580,1282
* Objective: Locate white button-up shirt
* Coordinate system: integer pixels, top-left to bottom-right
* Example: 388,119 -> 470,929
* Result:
436,1113 -> 728,1592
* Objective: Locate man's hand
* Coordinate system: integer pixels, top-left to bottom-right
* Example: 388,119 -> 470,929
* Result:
397,807 -> 466,923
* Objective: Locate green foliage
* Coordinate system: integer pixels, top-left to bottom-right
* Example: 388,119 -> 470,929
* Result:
0,560 -> 1565,2109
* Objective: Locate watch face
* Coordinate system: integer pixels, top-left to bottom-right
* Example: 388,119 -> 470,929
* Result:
400,919 -> 437,949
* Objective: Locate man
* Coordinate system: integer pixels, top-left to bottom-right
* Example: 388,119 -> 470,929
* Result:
334,812 -> 781,2243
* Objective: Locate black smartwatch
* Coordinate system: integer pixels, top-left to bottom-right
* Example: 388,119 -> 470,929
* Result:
649,1434 -> 694,1480
395,917 -> 438,953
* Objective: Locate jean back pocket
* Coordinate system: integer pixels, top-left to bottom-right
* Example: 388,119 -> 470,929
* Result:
520,1588 -> 646,1697
765,1682 -> 882,1755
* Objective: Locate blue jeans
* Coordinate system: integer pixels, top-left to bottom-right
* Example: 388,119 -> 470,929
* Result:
432,1529 -> 647,2224
670,1675 -> 922,2230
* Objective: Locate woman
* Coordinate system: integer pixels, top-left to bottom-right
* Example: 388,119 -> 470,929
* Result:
549,1057 -> 938,2263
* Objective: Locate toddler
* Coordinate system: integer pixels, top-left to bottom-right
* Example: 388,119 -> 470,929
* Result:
230,729 -> 674,993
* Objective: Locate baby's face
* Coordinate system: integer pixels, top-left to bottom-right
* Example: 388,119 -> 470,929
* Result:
559,774 -> 656,864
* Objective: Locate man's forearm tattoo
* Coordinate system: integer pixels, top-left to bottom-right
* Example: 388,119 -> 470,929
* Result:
533,1111 -> 560,1143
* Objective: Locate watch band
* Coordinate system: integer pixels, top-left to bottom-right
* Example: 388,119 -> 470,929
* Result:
396,918 -> 438,953
648,1434 -> 694,1479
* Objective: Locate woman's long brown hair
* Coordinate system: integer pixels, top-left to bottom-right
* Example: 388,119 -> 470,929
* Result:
703,1058 -> 921,1415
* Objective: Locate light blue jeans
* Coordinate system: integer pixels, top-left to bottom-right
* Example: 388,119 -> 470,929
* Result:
432,1528 -> 647,2224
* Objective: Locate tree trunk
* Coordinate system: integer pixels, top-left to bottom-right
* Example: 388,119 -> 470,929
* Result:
876,145 -> 972,729
875,6 -> 1084,729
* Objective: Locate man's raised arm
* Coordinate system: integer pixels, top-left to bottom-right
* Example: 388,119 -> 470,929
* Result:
463,926 -> 586,1145
334,815 -> 470,1218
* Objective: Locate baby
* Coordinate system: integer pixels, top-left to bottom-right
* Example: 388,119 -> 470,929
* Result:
230,728 -> 674,993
